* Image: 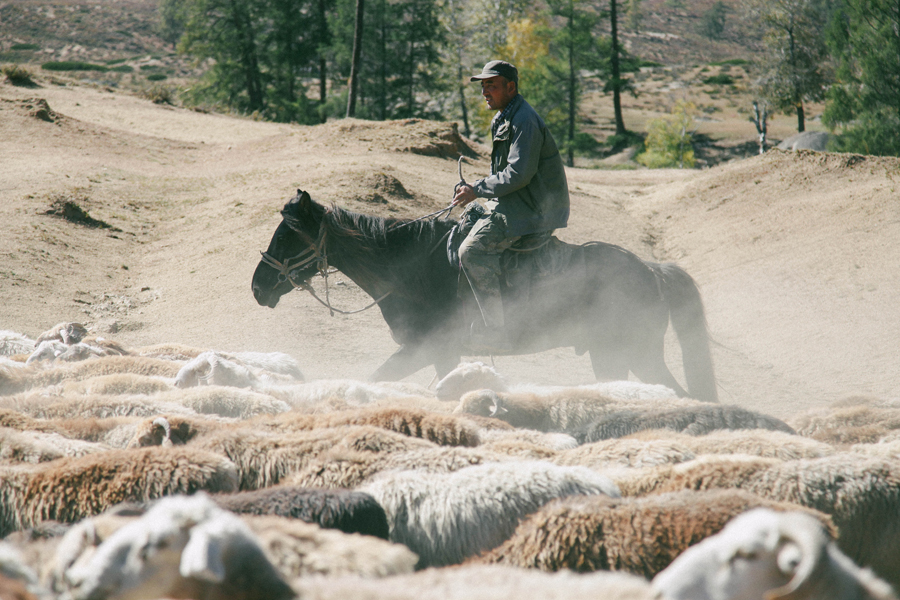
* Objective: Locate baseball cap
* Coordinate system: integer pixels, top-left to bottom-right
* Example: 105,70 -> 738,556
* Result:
470,60 -> 518,83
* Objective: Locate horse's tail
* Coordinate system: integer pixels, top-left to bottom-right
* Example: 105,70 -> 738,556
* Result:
656,263 -> 718,403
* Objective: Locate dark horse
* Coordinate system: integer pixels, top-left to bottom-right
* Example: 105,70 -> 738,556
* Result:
252,190 -> 718,402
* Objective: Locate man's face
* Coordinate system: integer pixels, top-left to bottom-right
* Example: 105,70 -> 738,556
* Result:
481,76 -> 517,111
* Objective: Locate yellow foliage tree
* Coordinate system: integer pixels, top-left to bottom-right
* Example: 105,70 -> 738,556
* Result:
637,100 -> 697,168
470,17 -> 552,137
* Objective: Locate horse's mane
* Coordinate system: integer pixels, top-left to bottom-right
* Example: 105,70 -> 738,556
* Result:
305,202 -> 455,296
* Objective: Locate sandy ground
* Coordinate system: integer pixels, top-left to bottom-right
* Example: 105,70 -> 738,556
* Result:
1,78 -> 898,419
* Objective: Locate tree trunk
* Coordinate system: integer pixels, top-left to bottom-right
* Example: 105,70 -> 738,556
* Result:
318,0 -> 328,121
610,0 -> 626,136
457,61 -> 470,137
346,0 -> 366,118
567,6 -> 576,166
379,0 -> 387,119
230,0 -> 265,112
796,101 -> 805,132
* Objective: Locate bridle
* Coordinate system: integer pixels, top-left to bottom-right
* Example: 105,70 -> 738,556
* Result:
259,218 -> 391,316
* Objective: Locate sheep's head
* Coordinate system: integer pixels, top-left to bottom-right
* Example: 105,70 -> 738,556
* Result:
25,340 -> 67,365
651,508 -> 893,600
127,417 -> 173,448
174,353 -> 215,389
127,417 -> 193,448
64,494 -> 293,600
436,362 -> 507,401
36,322 -> 88,345
454,389 -> 508,419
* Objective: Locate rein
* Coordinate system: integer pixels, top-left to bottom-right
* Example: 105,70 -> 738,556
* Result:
260,220 -> 391,316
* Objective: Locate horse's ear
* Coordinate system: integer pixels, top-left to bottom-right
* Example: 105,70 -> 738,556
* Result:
290,189 -> 312,210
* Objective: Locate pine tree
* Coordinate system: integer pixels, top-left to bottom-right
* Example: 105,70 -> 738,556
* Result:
746,0 -> 829,133
823,0 -> 900,155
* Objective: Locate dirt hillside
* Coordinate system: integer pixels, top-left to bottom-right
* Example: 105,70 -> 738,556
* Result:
2,78 -> 898,418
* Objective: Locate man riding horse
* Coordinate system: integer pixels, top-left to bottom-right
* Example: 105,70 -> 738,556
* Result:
452,60 -> 571,354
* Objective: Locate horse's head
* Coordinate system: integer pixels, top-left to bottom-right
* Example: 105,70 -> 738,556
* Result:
252,190 -> 327,308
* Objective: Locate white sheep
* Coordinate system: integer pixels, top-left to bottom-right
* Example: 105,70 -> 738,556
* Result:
0,541 -> 42,598
269,379 -> 436,410
436,361 -> 680,401
360,460 -> 620,568
25,340 -> 69,365
0,331 -> 35,357
652,508 -> 897,600
63,493 -> 293,600
294,564 -> 659,600
173,351 -> 303,390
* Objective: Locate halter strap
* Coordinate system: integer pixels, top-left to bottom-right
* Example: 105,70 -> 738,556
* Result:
261,219 -> 391,316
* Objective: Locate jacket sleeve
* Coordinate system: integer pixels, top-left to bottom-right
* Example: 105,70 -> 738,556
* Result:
472,114 -> 543,199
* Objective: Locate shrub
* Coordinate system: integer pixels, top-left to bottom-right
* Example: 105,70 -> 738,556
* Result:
2,64 -> 35,85
139,83 -> 176,105
10,43 -> 40,51
110,65 -> 134,73
636,101 -> 697,169
41,61 -> 108,72
146,73 -> 168,81
703,74 -> 734,85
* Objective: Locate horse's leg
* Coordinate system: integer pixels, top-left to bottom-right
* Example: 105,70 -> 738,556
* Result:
588,345 -> 630,382
629,336 -> 690,398
370,343 -> 451,382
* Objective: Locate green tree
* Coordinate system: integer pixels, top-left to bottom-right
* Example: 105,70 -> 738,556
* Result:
823,0 -> 900,155
329,0 -> 444,120
700,1 -> 729,40
547,0 -> 607,165
747,0 -> 829,133
157,0 -> 187,49
180,0 -> 268,113
598,0 -> 641,138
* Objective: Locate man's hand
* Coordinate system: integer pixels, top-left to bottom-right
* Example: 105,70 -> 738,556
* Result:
452,184 -> 477,207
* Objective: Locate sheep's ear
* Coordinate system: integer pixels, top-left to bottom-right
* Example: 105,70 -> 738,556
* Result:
764,517 -> 829,600
180,526 -> 226,583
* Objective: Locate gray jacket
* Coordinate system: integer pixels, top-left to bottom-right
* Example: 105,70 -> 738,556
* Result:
472,96 -> 570,236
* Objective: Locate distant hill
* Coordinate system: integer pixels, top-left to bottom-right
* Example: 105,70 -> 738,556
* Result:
1,0 -> 761,71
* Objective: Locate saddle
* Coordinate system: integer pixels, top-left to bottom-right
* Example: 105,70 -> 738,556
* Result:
447,204 -> 576,299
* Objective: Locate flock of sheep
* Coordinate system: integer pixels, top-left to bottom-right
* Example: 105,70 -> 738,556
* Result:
0,323 -> 898,600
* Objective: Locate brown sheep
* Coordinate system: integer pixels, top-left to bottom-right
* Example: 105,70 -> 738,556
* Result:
553,437 -> 696,471
133,342 -> 209,360
788,404 -> 900,445
626,428 -> 835,460
61,374 -> 171,396
190,425 -> 435,490
453,388 -> 625,432
474,489 -> 836,578
1,356 -> 182,395
253,406 -> 481,447
0,446 -> 238,536
286,445 -> 510,489
613,452 -> 900,591
574,404 -> 795,443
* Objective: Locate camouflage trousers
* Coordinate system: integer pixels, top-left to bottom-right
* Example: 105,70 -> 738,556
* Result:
458,212 -> 520,329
